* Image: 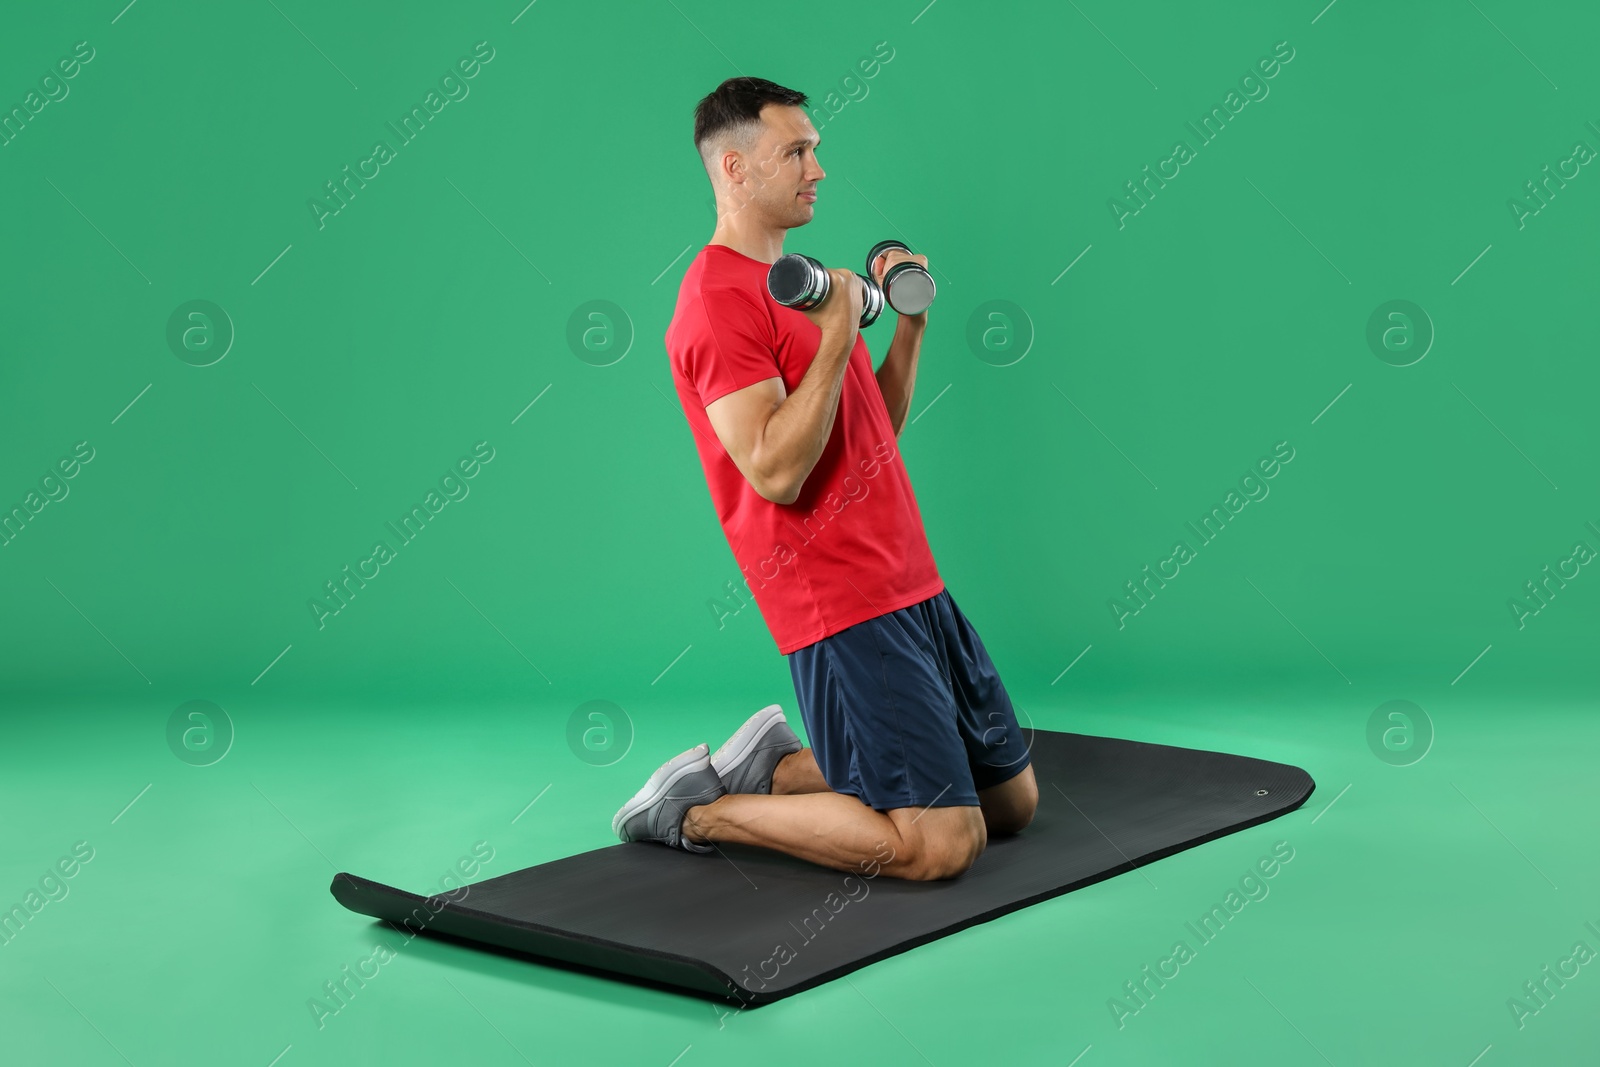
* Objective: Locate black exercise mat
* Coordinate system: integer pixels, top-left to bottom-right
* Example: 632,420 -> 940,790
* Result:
330,729 -> 1313,1006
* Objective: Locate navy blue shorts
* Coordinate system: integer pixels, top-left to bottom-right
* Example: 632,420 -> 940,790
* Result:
786,587 -> 1031,812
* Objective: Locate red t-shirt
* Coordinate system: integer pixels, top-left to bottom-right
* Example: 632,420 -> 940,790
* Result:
666,243 -> 944,654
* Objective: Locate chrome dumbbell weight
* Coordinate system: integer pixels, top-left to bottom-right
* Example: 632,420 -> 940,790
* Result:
864,239 -> 936,315
767,253 -> 885,328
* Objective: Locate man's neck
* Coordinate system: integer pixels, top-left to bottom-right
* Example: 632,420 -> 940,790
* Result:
708,220 -> 784,265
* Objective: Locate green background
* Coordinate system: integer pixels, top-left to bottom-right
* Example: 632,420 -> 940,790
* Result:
2,0 -> 1596,1064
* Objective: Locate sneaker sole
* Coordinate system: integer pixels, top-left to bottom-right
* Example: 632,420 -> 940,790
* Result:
612,746 -> 709,839
711,705 -> 788,779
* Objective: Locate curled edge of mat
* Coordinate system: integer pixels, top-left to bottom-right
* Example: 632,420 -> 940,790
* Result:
328,871 -> 763,1006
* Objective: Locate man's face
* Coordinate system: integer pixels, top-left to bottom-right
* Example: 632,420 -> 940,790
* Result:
727,104 -> 825,228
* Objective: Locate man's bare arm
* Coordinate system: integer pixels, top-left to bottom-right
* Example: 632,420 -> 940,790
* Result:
705,323 -> 855,505
864,247 -> 932,436
703,267 -> 865,505
874,313 -> 927,437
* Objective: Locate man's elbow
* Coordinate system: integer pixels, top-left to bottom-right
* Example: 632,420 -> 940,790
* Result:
748,426 -> 798,504
756,472 -> 799,506
745,442 -> 798,503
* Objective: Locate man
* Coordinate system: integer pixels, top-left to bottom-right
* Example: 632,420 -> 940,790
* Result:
613,77 -> 1036,881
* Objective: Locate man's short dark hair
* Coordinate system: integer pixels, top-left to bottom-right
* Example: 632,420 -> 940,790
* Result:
693,76 -> 808,174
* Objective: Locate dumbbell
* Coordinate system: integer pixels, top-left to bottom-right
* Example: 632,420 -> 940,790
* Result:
767,253 -> 885,328
865,239 -> 937,315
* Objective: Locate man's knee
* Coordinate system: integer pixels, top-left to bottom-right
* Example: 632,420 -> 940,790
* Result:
983,765 -> 1039,836
900,810 -> 986,881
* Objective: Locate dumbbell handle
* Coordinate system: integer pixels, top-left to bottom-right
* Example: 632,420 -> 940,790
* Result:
865,239 -> 911,278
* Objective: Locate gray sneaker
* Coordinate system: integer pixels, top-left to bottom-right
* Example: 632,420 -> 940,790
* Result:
612,743 -> 725,854
710,704 -> 803,795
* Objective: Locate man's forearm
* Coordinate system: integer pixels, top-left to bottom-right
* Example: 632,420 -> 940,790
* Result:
755,326 -> 856,503
875,315 -> 927,436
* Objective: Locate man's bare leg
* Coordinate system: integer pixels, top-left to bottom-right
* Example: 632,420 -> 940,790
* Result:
769,748 -> 1038,837
770,748 -> 830,794
681,789 -> 986,881
978,763 -> 1038,835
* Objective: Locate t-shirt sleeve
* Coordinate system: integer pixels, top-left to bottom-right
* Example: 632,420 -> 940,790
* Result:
683,285 -> 781,407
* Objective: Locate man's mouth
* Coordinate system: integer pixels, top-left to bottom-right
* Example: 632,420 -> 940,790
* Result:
799,190 -> 817,202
